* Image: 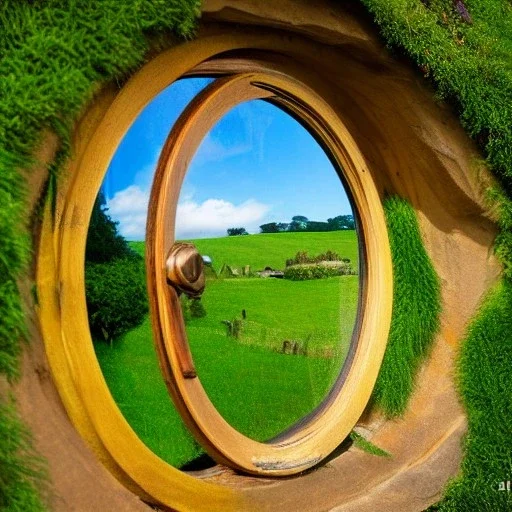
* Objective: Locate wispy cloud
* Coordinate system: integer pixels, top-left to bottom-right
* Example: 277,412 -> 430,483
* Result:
107,185 -> 270,240
176,198 -> 270,239
191,132 -> 252,168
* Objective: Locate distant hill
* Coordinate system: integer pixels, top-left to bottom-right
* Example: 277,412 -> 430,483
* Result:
130,230 -> 359,272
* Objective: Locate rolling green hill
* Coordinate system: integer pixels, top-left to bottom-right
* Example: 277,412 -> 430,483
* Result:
130,230 -> 359,271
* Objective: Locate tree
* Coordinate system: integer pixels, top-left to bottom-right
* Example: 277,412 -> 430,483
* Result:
327,215 -> 355,230
260,222 -> 280,233
227,227 -> 248,236
86,191 -> 133,263
289,215 -> 308,232
85,190 -> 148,343
304,221 -> 330,232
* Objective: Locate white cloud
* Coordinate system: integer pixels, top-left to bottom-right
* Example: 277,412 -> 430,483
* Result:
176,198 -> 269,239
107,185 -> 270,240
107,185 -> 149,240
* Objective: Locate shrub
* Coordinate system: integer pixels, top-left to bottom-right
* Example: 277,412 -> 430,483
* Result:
285,250 -> 344,267
221,318 -> 243,338
316,250 -> 343,262
180,296 -> 207,322
85,191 -> 148,343
85,255 -> 148,343
285,251 -> 310,266
180,294 -> 192,324
284,262 -> 355,281
190,299 -> 206,318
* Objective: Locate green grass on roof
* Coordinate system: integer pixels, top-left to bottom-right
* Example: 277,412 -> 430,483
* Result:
360,0 -> 512,196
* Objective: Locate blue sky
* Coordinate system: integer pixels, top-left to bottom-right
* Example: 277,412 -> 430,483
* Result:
103,78 -> 353,240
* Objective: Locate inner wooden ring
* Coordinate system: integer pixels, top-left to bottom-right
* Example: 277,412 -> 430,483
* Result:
146,71 -> 392,476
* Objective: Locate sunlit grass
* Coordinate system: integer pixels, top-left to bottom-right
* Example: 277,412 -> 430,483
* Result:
432,281 -> 512,511
97,232 -> 359,467
188,276 -> 358,440
130,230 -> 359,272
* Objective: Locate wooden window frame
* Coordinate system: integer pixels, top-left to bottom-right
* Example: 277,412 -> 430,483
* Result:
36,32 -> 392,509
147,69 -> 391,475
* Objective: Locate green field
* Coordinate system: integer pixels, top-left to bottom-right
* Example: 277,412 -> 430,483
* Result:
130,229 -> 359,272
96,231 -> 359,467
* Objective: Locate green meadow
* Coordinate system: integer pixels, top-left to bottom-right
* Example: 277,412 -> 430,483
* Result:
95,231 -> 359,467
130,229 -> 359,272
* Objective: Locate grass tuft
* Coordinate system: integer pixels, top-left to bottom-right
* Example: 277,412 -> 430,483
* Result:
372,196 -> 441,417
0,396 -> 48,511
350,431 -> 391,458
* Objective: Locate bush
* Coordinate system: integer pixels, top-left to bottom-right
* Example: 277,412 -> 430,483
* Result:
317,250 -> 343,262
284,262 -> 355,281
190,299 -> 206,318
85,255 -> 148,343
285,250 -> 345,267
180,296 -> 207,322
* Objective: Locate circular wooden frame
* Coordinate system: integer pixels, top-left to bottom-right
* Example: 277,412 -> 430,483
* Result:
36,31 -> 392,509
147,72 -> 392,476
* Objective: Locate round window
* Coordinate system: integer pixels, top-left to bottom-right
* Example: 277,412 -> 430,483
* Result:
37,35 -> 393,508
147,70 -> 389,475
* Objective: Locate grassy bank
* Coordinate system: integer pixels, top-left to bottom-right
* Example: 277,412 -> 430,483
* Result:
0,1 -> 201,508
431,281 -> 512,511
361,1 -> 512,509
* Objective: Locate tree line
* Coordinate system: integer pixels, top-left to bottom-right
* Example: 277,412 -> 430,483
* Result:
227,215 -> 355,236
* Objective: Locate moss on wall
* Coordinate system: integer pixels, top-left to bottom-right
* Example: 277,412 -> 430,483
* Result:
431,281 -> 512,510
372,196 -> 441,418
0,398 -> 48,512
361,1 -> 512,509
359,0 -> 512,197
0,1 -> 200,508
